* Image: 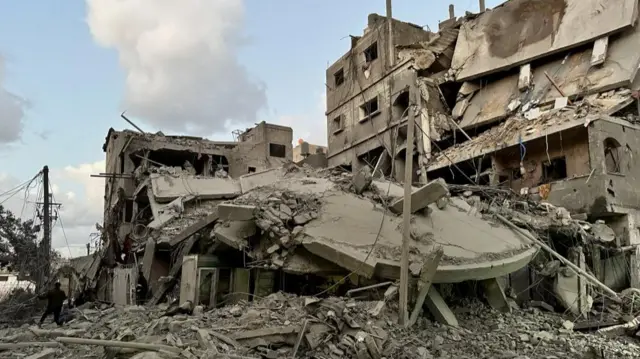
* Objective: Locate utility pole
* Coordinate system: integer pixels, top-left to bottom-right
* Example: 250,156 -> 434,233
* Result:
399,74 -> 417,327
37,166 -> 60,288
42,166 -> 51,287
386,0 -> 394,69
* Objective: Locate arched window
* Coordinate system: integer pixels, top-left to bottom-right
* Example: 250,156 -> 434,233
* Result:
604,137 -> 622,173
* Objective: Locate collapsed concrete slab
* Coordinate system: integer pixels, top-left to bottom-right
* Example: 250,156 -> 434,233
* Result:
239,168 -> 281,193
213,221 -> 256,251
150,173 -> 241,202
217,203 -> 257,221
451,0 -> 638,81
389,178 -> 449,214
294,179 -> 536,283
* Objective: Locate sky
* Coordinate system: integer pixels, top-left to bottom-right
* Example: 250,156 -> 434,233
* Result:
0,0 -> 501,258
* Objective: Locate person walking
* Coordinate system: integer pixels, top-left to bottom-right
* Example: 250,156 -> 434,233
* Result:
38,282 -> 67,327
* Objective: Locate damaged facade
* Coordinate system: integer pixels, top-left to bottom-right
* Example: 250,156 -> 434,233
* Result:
323,0 -> 640,327
420,0 -> 640,294
325,14 -> 436,181
79,121 -> 293,303
39,2 -> 640,357
292,141 -> 328,168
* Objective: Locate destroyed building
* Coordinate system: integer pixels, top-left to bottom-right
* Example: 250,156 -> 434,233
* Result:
325,0 -> 640,304
80,122 -> 293,301
293,141 -> 328,168
44,3 -> 640,357
325,14 -> 435,181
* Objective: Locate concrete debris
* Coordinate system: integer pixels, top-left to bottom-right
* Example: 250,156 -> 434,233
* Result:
2,295 -> 639,358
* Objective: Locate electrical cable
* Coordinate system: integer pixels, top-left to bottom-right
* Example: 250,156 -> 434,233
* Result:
48,182 -> 73,259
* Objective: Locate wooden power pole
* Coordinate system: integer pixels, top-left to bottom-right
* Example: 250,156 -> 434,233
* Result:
386,0 -> 394,69
42,165 -> 51,286
399,78 -> 417,327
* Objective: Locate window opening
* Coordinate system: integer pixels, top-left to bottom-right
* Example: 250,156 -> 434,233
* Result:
269,143 -> 286,158
364,42 -> 378,63
334,68 -> 345,86
542,157 -> 567,182
332,115 -> 344,133
604,137 -> 622,173
359,97 -> 380,121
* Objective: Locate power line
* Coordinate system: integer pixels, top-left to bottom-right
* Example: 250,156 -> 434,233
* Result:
48,182 -> 73,259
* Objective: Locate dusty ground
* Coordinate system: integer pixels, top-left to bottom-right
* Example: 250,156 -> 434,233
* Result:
1,293 -> 638,359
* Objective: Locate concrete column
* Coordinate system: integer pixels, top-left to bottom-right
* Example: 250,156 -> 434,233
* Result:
424,286 -> 458,327
179,255 -> 199,305
568,247 -> 589,314
627,212 -> 640,288
230,268 -> 251,304
482,277 -> 511,313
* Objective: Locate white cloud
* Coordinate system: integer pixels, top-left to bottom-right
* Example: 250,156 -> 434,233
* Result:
277,93 -> 327,146
0,160 -> 105,259
86,0 -> 266,134
0,56 -> 29,145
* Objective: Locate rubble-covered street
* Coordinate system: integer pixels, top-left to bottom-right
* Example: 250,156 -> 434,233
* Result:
2,292 -> 640,359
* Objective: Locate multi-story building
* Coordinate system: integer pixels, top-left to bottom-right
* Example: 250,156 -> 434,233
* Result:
325,0 -> 640,292
100,121 -> 293,250
325,14 -> 433,181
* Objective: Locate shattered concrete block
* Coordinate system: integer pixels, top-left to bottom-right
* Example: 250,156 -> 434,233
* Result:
458,81 -> 480,97
240,168 -> 280,193
213,221 -> 256,250
218,203 -> 257,221
353,166 -> 373,195
292,226 -> 304,238
452,97 -> 472,119
266,244 -> 280,255
481,278 -> 511,313
518,64 -> 531,91
278,235 -> 292,248
294,213 -> 313,226
25,349 -> 57,359
390,178 -> 449,214
130,353 -> 165,359
279,204 -> 293,217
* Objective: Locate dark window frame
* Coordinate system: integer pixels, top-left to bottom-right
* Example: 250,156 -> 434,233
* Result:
269,143 -> 287,158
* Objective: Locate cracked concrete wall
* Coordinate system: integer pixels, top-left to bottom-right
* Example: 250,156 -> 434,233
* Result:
101,122 -> 292,245
325,14 -> 431,172
492,127 -> 590,192
588,119 -> 640,212
489,120 -> 640,216
326,14 -> 431,114
327,63 -> 416,171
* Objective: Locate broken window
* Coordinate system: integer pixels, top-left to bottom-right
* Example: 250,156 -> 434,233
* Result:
0,276 -> 8,282
119,153 -> 125,174
511,168 -> 523,180
124,199 -> 134,223
604,137 -> 622,173
363,42 -> 378,63
132,149 -> 223,176
359,97 -> 380,122
392,91 -> 410,120
542,157 -> 567,182
248,166 -> 256,173
332,115 -> 344,134
334,68 -> 345,86
269,143 -> 286,158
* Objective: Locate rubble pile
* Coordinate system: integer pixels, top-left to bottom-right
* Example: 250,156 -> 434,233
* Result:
3,293 -> 640,359
448,185 -> 620,247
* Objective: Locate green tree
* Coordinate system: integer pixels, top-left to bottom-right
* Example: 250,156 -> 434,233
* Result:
0,204 -> 42,278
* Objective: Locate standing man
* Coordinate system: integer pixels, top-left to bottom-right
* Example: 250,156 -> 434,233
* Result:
38,282 -> 67,327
